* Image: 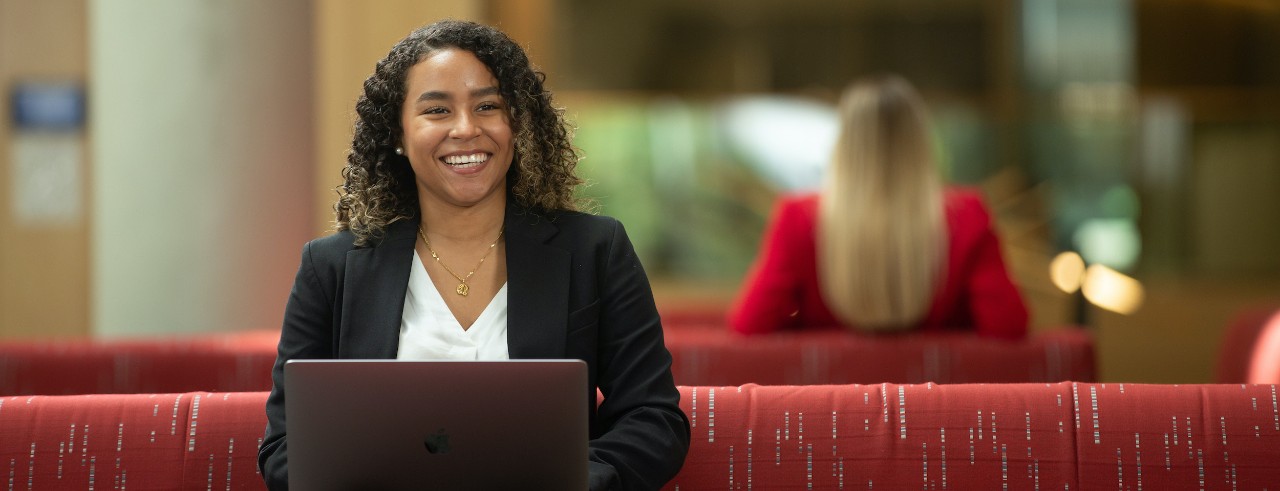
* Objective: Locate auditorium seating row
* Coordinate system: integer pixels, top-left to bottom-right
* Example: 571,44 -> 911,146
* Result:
0,327 -> 1095,395
0,330 -> 278,396
665,328 -> 1093,385
16,303 -> 1280,394
2,383 -> 1277,489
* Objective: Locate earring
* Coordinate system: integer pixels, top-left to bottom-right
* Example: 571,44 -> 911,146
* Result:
394,147 -> 404,155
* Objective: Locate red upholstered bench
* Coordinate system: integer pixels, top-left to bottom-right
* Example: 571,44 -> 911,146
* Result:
658,306 -> 732,328
0,325 -> 1093,395
1217,306 -> 1280,384
4,382 -> 1277,489
668,382 -> 1280,489
0,332 -> 278,396
1249,313 -> 1280,384
0,391 -> 266,490
665,328 -> 1096,385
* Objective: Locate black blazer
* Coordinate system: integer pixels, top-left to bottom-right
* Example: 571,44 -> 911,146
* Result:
258,202 -> 690,490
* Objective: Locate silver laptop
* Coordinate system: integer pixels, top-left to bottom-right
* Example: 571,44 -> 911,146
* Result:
285,359 -> 589,490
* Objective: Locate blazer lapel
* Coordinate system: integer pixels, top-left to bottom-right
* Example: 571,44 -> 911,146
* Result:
505,204 -> 570,359
338,219 -> 417,358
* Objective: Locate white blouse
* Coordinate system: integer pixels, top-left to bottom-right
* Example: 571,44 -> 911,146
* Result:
397,249 -> 510,360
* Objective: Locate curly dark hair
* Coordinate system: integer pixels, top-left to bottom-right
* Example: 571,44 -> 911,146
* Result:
335,20 -> 583,246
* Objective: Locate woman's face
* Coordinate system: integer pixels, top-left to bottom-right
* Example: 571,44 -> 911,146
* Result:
400,48 -> 514,212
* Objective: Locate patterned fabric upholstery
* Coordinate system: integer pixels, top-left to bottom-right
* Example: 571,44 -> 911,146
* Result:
3,383 -> 1276,490
0,391 -> 266,490
0,332 -> 277,396
1075,383 -> 1280,489
667,383 -> 1280,490
665,329 -> 1096,385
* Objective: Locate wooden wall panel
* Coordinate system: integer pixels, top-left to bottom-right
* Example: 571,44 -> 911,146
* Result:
0,0 -> 90,338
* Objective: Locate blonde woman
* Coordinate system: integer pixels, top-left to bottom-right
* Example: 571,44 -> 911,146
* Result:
728,76 -> 1027,339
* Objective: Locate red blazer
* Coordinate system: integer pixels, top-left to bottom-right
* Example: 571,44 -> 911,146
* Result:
728,188 -> 1028,339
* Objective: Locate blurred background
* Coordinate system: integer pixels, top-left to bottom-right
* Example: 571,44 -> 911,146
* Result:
1,0 -> 1277,383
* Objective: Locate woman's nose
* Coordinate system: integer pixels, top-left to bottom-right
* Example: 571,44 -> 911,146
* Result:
449,113 -> 481,139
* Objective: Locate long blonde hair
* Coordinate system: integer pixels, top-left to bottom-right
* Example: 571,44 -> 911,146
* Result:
818,75 -> 945,331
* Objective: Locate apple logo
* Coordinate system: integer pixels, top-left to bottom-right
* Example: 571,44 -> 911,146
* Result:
423,428 -> 451,454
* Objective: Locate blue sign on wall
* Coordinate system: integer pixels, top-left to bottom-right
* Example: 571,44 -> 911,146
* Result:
11,82 -> 85,131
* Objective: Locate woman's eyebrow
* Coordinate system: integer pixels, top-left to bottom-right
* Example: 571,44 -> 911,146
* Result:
415,86 -> 500,103
416,90 -> 449,103
471,86 -> 500,98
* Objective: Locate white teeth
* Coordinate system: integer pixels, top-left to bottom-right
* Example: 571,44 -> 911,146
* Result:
443,153 -> 488,166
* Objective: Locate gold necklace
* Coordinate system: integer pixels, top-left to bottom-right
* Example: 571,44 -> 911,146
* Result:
417,226 -> 503,297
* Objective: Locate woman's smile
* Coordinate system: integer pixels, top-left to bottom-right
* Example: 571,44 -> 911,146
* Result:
440,151 -> 491,173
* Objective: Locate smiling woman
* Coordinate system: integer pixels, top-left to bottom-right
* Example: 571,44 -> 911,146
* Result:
257,20 -> 690,491
399,49 -> 514,212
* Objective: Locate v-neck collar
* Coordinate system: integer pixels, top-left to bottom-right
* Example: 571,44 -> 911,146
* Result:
341,202 -> 571,360
409,248 -> 508,333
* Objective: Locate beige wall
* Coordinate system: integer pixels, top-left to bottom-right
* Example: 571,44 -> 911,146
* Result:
90,0 -> 316,336
0,0 -> 492,338
0,0 -> 90,337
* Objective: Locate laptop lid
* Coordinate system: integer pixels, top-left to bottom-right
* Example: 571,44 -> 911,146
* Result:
284,359 -> 589,490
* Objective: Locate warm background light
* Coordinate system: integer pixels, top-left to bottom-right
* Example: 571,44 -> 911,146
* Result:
1081,264 -> 1145,315
1049,251 -> 1086,293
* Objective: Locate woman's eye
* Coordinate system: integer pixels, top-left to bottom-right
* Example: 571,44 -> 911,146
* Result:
477,102 -> 502,112
423,106 -> 448,115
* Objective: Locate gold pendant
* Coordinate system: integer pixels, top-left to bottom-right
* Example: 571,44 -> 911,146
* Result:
456,283 -> 469,296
